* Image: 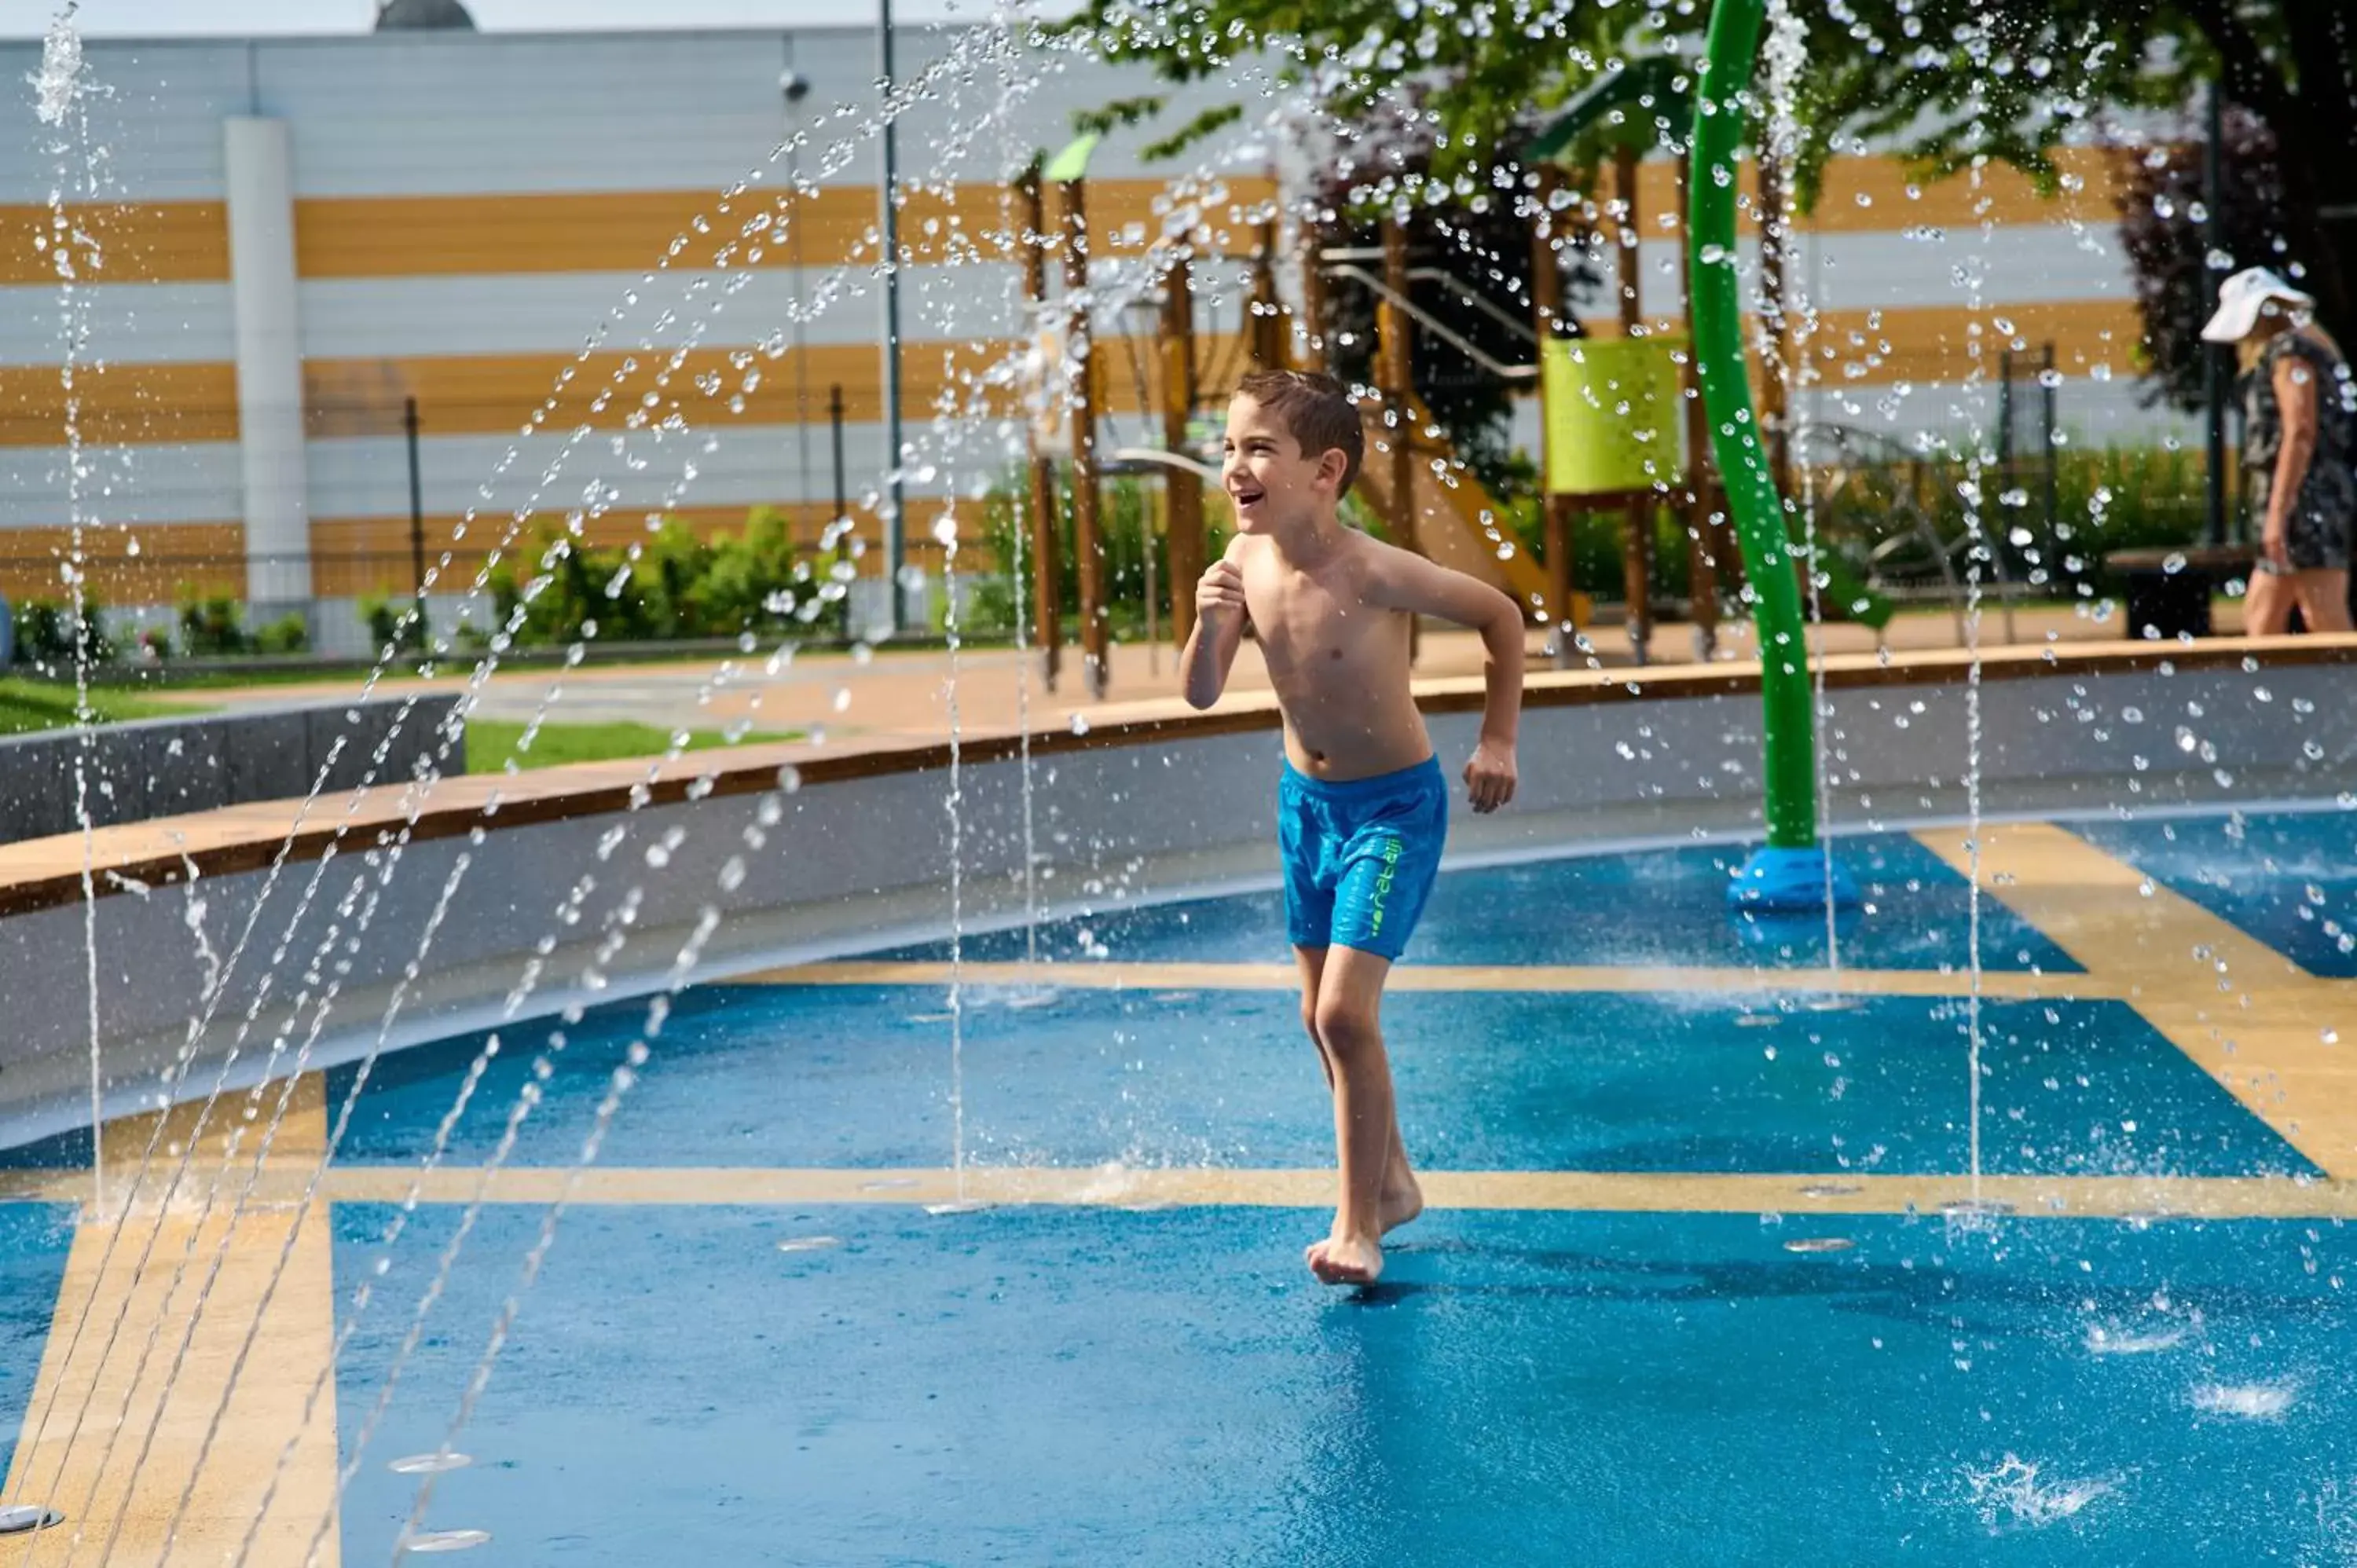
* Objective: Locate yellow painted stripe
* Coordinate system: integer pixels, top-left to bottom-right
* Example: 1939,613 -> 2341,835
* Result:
745,958 -> 2119,1002
293,177 -> 1280,280
4,1078 -> 339,1566
0,522 -> 247,601
1632,145 -> 2128,236
1914,823 -> 2357,1178
0,202 -> 231,286
0,360 -> 240,448
305,1161 -> 2357,1221
300,332 -> 1241,440
0,294 -> 2133,454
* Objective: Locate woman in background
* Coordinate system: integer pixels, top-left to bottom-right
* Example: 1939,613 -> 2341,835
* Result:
2203,267 -> 2356,635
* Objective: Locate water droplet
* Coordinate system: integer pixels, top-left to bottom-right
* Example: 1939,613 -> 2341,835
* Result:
400,1529 -> 492,1553
388,1453 -> 473,1475
777,1236 -> 842,1253
1069,713 -> 1091,735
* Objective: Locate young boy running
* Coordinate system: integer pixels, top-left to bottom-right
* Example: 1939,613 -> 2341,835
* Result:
1182,369 -> 1525,1286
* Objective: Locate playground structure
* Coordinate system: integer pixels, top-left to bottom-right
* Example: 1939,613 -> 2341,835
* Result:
1012,53 -> 1844,694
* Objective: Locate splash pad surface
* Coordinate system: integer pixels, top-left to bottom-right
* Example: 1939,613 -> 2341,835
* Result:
9,805 -> 2352,1563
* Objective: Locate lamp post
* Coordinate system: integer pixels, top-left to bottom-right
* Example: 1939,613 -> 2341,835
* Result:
878,0 -> 906,636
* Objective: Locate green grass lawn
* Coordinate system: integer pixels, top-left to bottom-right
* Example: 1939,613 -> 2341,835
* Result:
464,718 -> 794,773
0,676 -> 190,735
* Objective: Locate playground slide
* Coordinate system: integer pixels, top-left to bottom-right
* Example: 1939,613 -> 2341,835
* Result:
1352,398 -> 1554,617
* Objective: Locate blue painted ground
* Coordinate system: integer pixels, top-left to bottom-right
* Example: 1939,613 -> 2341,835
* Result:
0,811 -> 2263,1564
2080,807 -> 2357,979
333,1202 -> 2357,1566
326,986 -> 2313,1178
0,1206 -> 78,1482
904,831 -> 2080,973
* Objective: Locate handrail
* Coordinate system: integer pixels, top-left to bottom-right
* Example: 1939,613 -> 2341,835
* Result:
1321,263 -> 1539,383
1104,445 -> 1223,482
1407,267 -> 1540,346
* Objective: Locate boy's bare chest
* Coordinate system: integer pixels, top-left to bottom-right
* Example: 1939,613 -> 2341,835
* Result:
1243,565 -> 1400,676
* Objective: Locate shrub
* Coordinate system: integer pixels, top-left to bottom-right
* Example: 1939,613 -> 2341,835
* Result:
14,597 -> 112,667
359,595 -> 428,655
177,592 -> 248,656
254,614 -> 310,655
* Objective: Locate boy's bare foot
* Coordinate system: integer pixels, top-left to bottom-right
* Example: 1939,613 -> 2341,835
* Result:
1380,1170 -> 1424,1236
1307,1230 -> 1384,1286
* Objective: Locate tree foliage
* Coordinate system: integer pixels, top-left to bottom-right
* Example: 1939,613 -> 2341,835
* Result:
1064,0 -> 2357,375
2114,107 -> 2290,412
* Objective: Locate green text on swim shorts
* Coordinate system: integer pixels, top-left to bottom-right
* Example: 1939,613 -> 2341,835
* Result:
1369,837 -> 1402,937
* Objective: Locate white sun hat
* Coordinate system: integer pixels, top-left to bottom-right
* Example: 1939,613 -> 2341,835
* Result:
2201,266 -> 2316,343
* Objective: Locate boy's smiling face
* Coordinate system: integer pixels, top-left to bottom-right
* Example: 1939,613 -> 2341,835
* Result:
1222,393 -> 1343,534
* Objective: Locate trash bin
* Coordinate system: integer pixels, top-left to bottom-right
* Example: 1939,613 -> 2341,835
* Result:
2106,545 -> 2250,639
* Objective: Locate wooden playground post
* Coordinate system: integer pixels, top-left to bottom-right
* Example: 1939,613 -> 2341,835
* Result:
1612,143 -> 1654,664
1530,166 -> 1578,665
1757,148 -> 1794,503
1017,167 -> 1064,691
1059,174 -> 1109,698
1247,218 -> 1286,371
1379,214 -> 1420,662
1160,247 -> 1205,645
1298,225 -> 1329,372
1673,153 -> 1723,658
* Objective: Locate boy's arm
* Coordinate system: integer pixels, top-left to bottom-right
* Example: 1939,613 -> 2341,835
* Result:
1181,540 -> 1249,710
1365,544 -> 1526,813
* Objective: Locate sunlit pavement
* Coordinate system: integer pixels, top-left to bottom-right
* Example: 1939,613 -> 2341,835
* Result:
134,600 -> 2249,751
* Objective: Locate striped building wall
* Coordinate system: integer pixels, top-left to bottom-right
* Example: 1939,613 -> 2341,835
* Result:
0,27 -> 2179,654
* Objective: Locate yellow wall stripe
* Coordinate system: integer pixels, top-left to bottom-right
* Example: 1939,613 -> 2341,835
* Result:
293,176 -> 1281,280
0,522 -> 246,602
0,201 -> 231,287
0,360 -> 240,447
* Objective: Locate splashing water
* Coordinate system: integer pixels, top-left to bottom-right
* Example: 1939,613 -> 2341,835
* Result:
1961,1456 -> 2119,1530
2084,1322 -> 2190,1356
31,5 -> 82,127
2190,1380 -> 2299,1420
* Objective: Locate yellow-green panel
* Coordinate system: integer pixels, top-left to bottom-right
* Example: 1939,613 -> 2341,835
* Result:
1543,336 -> 1687,496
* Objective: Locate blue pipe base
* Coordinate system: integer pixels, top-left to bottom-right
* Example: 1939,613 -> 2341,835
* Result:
1726,845 -> 1860,913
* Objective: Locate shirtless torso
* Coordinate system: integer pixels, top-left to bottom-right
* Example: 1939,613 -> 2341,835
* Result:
1229,529 -> 1432,781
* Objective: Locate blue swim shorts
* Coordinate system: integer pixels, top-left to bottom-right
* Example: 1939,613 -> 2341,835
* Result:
1278,756 -> 1448,962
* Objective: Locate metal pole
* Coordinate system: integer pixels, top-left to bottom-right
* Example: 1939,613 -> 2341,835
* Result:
1062,176 -> 1109,698
403,394 -> 426,601
1380,214 -> 1420,664
830,382 -> 851,643
1018,167 -> 1062,689
878,0 -> 907,635
1530,165 -> 1577,665
1674,152 -> 1723,659
1614,143 -> 1652,665
2040,343 -> 2059,577
1160,251 -> 1204,642
2204,76 -> 2229,548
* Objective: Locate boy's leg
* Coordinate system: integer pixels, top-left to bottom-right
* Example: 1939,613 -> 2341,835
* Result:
1305,943 -> 1405,1286
1296,945 -> 1420,1244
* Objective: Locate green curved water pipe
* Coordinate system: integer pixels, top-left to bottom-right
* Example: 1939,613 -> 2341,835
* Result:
1688,0 -> 1814,851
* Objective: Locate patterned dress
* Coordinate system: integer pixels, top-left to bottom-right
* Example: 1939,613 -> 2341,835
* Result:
2242,331 -> 2357,573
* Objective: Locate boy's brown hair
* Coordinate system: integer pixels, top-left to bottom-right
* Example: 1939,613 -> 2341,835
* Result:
1233,369 -> 1365,497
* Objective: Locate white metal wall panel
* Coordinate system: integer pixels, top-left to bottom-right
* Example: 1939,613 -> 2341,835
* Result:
1626,226 -> 2139,319
254,33 -> 797,198
0,39 -> 245,200
0,281 -> 233,365
0,441 -> 244,526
